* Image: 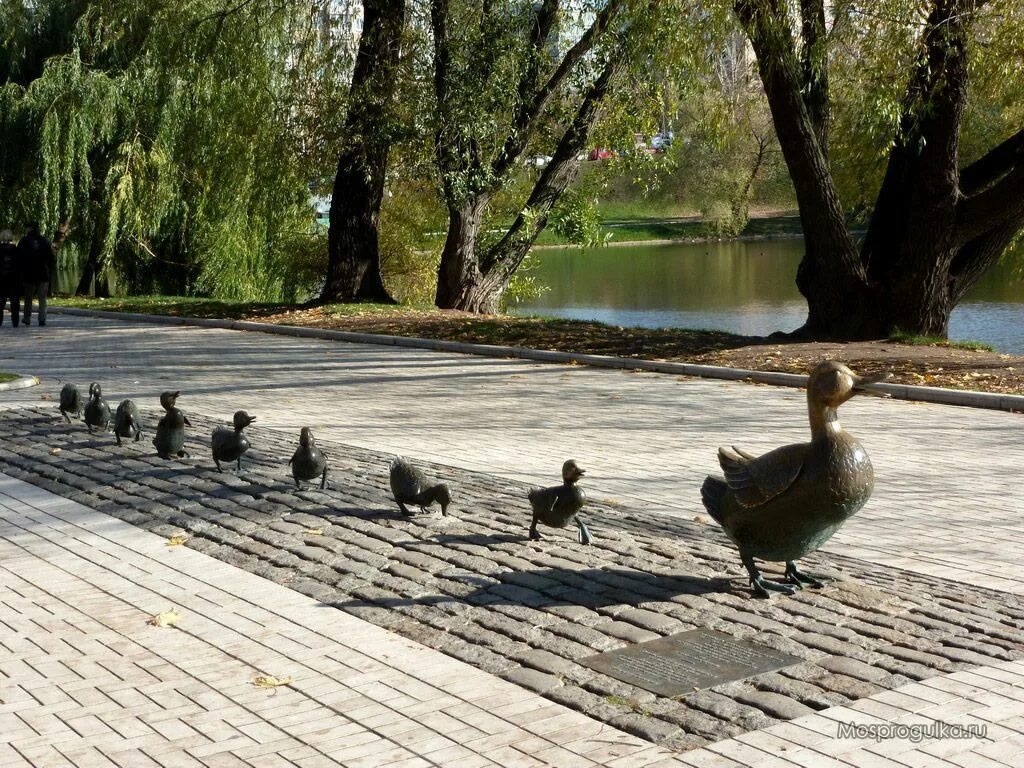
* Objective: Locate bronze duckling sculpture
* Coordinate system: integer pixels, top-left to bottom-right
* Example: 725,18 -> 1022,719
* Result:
290,427 -> 328,489
154,391 -> 191,459
59,383 -> 82,424
389,457 -> 451,516
528,460 -> 590,545
83,383 -> 111,433
212,410 -> 256,471
701,361 -> 889,598
114,399 -> 142,445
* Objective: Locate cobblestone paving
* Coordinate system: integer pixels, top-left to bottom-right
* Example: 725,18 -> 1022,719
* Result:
3,407 -> 1021,752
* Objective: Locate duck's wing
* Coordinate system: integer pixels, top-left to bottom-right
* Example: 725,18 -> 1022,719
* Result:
718,443 -> 807,508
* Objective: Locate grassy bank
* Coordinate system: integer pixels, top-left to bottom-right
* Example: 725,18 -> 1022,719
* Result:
0,373 -> 18,384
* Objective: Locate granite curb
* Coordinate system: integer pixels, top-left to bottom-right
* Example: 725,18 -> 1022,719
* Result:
0,374 -> 39,392
52,306 -> 1024,412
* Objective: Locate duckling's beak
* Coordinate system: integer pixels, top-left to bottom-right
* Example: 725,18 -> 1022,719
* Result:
852,373 -> 892,397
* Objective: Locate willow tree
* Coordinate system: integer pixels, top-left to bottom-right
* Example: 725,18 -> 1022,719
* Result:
734,0 -> 1024,339
429,0 -> 714,312
2,0 -> 334,300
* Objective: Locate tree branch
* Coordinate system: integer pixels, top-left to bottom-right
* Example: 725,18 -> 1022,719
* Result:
482,44 -> 628,276
490,0 -> 625,179
959,126 -> 1024,195
955,161 -> 1024,246
799,0 -> 828,154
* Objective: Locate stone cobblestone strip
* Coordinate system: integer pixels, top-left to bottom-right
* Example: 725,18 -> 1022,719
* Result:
1,406 -> 1022,751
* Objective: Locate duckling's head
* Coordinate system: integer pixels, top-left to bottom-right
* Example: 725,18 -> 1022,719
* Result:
561,459 -> 586,484
299,427 -> 315,447
430,483 -> 452,516
807,361 -> 890,408
90,382 -> 102,399
233,410 -> 256,430
160,391 -> 180,410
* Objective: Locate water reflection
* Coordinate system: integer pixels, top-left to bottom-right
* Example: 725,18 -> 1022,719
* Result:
513,239 -> 1024,353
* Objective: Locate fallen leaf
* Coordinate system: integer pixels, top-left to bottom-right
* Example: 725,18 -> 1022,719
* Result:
40,394 -> 53,401
148,608 -> 181,627
303,527 -> 324,536
50,448 -> 61,455
252,675 -> 292,689
166,535 -> 188,547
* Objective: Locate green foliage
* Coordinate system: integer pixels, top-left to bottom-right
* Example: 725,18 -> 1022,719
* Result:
378,183 -> 445,304
1,0 -> 348,301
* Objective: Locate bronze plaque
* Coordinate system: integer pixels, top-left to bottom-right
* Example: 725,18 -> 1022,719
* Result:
582,628 -> 801,697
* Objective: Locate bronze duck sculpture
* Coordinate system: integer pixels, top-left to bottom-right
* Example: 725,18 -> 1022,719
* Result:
389,457 -> 451,516
701,361 -> 888,598
59,383 -> 82,424
212,411 -> 256,471
528,460 -> 590,545
83,383 -> 111,434
154,391 -> 191,459
290,427 -> 328,489
114,399 -> 142,445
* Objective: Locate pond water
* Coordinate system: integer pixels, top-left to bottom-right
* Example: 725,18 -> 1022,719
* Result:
511,239 -> 1024,354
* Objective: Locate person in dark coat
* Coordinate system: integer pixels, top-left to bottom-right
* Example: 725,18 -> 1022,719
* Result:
0,230 -> 20,327
17,222 -> 53,326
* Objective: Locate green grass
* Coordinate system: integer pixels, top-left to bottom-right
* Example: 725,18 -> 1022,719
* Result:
0,372 -> 18,383
888,329 -> 995,352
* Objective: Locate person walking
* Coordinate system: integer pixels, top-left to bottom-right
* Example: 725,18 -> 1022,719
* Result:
17,222 -> 52,326
0,230 -> 20,327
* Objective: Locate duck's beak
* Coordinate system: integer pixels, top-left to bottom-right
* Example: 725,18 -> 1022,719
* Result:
852,373 -> 892,397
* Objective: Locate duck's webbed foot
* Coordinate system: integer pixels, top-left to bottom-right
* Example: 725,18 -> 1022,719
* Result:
576,517 -> 592,546
214,459 -> 223,472
529,518 -> 542,541
742,555 -> 797,598
397,501 -> 414,516
319,469 -> 328,490
785,561 -> 825,589
116,434 -> 123,446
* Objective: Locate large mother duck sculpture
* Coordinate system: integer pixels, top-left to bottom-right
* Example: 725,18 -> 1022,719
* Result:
701,361 -> 889,598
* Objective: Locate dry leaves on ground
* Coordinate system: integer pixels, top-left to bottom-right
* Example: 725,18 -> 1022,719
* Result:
252,675 -> 293,689
148,608 -> 182,627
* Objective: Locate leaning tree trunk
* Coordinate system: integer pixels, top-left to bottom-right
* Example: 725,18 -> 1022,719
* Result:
319,0 -> 404,304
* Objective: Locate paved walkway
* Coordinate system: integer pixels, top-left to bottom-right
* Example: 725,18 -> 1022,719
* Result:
0,312 -> 1022,766
0,313 -> 1020,594
3,475 -> 1023,768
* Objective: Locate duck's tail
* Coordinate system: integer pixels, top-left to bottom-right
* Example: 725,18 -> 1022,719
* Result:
700,475 -> 728,524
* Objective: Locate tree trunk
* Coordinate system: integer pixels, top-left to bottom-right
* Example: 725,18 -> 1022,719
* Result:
319,0 -> 404,304
434,198 -> 501,312
76,220 -> 109,297
736,0 -> 1024,340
